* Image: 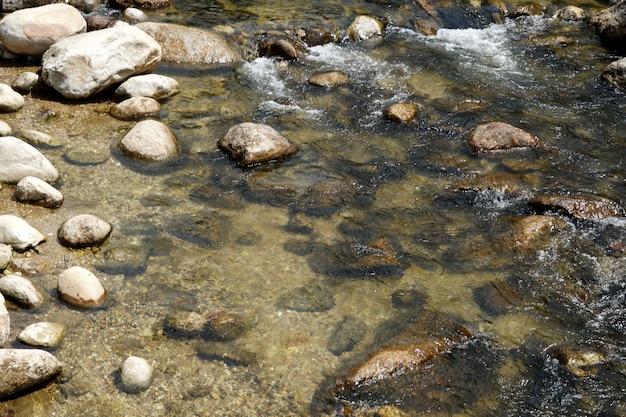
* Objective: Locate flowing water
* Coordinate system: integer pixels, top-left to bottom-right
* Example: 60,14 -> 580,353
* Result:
1,0 -> 626,416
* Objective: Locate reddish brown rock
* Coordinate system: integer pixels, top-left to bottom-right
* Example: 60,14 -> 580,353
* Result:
506,215 -> 568,251
384,103 -> 418,123
530,194 -> 626,221
467,122 -> 543,152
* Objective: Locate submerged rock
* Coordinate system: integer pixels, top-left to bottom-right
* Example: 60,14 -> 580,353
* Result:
0,349 -> 62,399
218,122 -> 299,167
530,194 -> 626,220
57,266 -> 106,308
602,57 -> 626,88
120,356 -> 154,393
554,346 -> 607,378
17,322 -> 66,348
276,283 -> 336,312
163,310 -> 207,338
41,25 -> 161,99
308,71 -> 350,88
505,215 -> 569,251
110,96 -> 161,120
118,120 -> 179,161
0,214 -> 46,251
0,274 -> 44,308
15,176 -> 64,208
327,315 -> 367,356
136,22 -> 241,64
58,214 -> 112,248
0,293 -> 9,345
203,311 -> 249,341
0,3 -> 86,57
348,15 -> 384,41
467,122 -> 544,152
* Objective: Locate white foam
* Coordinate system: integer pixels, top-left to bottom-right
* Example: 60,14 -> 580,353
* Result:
241,57 -> 288,98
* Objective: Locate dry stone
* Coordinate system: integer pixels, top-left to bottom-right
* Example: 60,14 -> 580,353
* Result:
41,25 -> 161,99
602,57 -> 626,88
0,83 -> 24,112
110,96 -> 161,121
118,120 -> 179,161
57,266 -> 106,308
0,293 -> 9,345
58,214 -> 112,248
0,244 -> 11,270
114,74 -> 180,101
0,349 -> 62,399
0,274 -> 43,308
467,122 -> 543,152
17,322 -> 66,348
0,136 -> 59,183
15,176 -> 64,208
0,214 -> 46,251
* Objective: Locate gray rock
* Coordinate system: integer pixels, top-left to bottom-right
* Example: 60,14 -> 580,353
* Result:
58,214 -> 112,248
0,274 -> 44,308
0,120 -> 11,136
308,71 -> 350,88
467,122 -> 544,152
0,293 -> 9,345
41,25 -> 161,99
120,356 -> 154,393
0,214 -> 46,251
57,266 -> 106,308
0,136 -> 59,183
114,74 -> 180,101
15,176 -> 64,208
348,15 -> 383,41
110,96 -> 161,121
0,83 -> 24,112
2,0 -> 100,13
122,7 -> 147,23
328,315 -> 367,356
136,22 -> 241,64
0,244 -> 11,270
13,71 -> 40,94
0,4 -> 86,57
17,322 -> 66,348
218,122 -> 298,167
0,349 -> 62,399
590,0 -> 626,45
19,129 -> 54,146
603,57 -> 626,88
118,120 -> 179,161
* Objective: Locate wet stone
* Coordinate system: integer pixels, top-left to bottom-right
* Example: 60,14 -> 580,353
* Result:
295,179 -> 357,217
473,281 -> 524,316
0,214 -> 46,251
164,212 -> 232,248
110,96 -> 161,121
118,120 -> 179,162
602,57 -> 626,89
204,310 -> 249,341
57,266 -> 106,308
15,176 -> 64,208
505,215 -> 569,251
303,27 -> 333,46
19,129 -> 54,146
308,71 -> 350,88
276,283 -> 335,312
257,33 -> 306,60
554,6 -> 585,21
327,315 -> 367,356
95,245 -> 148,277
63,147 -> 110,165
554,346 -> 607,378
196,341 -> 256,366
58,214 -> 112,249
455,172 -> 531,197
0,293 -> 9,345
120,356 -> 154,393
0,349 -> 62,400
0,274 -> 44,308
17,322 -> 66,348
10,256 -> 45,275
384,102 -> 418,123
530,194 -> 626,220
391,286 -> 428,312
163,311 -> 207,339
348,15 -> 384,41
467,122 -> 544,152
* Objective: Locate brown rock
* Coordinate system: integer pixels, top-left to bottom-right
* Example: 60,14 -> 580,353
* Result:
554,346 -> 606,378
383,102 -> 418,123
455,172 -> 529,196
507,215 -> 568,250
467,122 -> 543,152
257,34 -> 306,60
308,71 -> 350,88
0,349 -> 62,399
218,122 -> 298,167
602,57 -> 626,89
110,96 -> 161,121
590,1 -> 626,45
530,194 -> 626,220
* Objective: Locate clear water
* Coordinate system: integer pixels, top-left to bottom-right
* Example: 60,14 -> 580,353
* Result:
1,1 -> 626,416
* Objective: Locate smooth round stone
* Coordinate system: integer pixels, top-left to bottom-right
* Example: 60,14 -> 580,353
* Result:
122,7 -> 147,23
0,293 -> 9,345
17,322 -> 66,347
57,266 -> 106,308
0,120 -> 11,136
0,349 -> 62,399
19,129 -> 55,146
0,83 -> 24,112
110,96 -> 161,121
0,214 -> 46,251
0,243 -> 11,270
348,15 -> 383,41
0,274 -> 43,308
13,71 -> 40,94
120,356 -> 154,393
114,74 -> 180,101
118,120 -> 179,161
15,176 -> 64,208
384,102 -> 419,123
58,214 -> 112,248
218,122 -> 298,167
63,147 -> 110,165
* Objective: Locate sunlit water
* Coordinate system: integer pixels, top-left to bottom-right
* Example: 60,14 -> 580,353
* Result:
1,1 -> 625,416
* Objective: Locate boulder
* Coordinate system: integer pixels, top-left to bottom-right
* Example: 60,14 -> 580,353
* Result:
17,322 -> 66,348
384,102 -> 419,123
118,119 -> 179,161
136,22 -> 241,64
308,71 -> 350,88
0,136 -> 59,183
41,25 -> 161,99
348,15 -> 384,41
0,83 -> 24,112
0,215 -> 46,251
530,194 -> 626,220
57,266 -> 106,308
120,356 -> 154,393
0,274 -> 44,308
218,122 -> 298,167
0,3 -> 86,57
590,0 -> 626,46
58,214 -> 112,248
0,293 -> 9,345
114,74 -> 180,101
110,96 -> 161,120
0,349 -> 62,399
15,176 -> 64,208
602,57 -> 626,88
467,122 -> 544,152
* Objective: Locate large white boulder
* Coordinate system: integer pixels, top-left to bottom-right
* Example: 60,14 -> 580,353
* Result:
41,25 -> 161,99
0,349 -> 62,399
0,136 -> 59,183
0,3 -> 86,57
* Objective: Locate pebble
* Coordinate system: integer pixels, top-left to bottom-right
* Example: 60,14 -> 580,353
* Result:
0,136 -> 60,183
17,322 -> 66,348
122,7 -> 147,23
348,15 -> 384,41
114,74 -> 180,101
118,120 -> 179,161
13,71 -> 40,94
163,310 -> 207,338
0,214 -> 46,251
120,356 -> 154,393
0,83 -> 24,112
0,293 -> 9,345
15,176 -> 64,208
0,120 -> 11,136
467,122 -> 543,152
110,96 -> 161,121
0,243 -> 11,270
57,266 -> 106,308
58,214 -> 112,248
0,349 -> 62,399
0,274 -> 44,308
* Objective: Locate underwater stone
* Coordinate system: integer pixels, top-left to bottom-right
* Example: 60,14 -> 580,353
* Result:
18,322 -> 67,348
163,310 -> 207,339
58,214 -> 112,248
327,316 -> 367,356
120,356 -> 154,393
276,283 -> 335,312
203,310 -> 249,341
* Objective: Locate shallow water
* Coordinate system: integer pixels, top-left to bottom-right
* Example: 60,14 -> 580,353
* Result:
1,0 -> 626,416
